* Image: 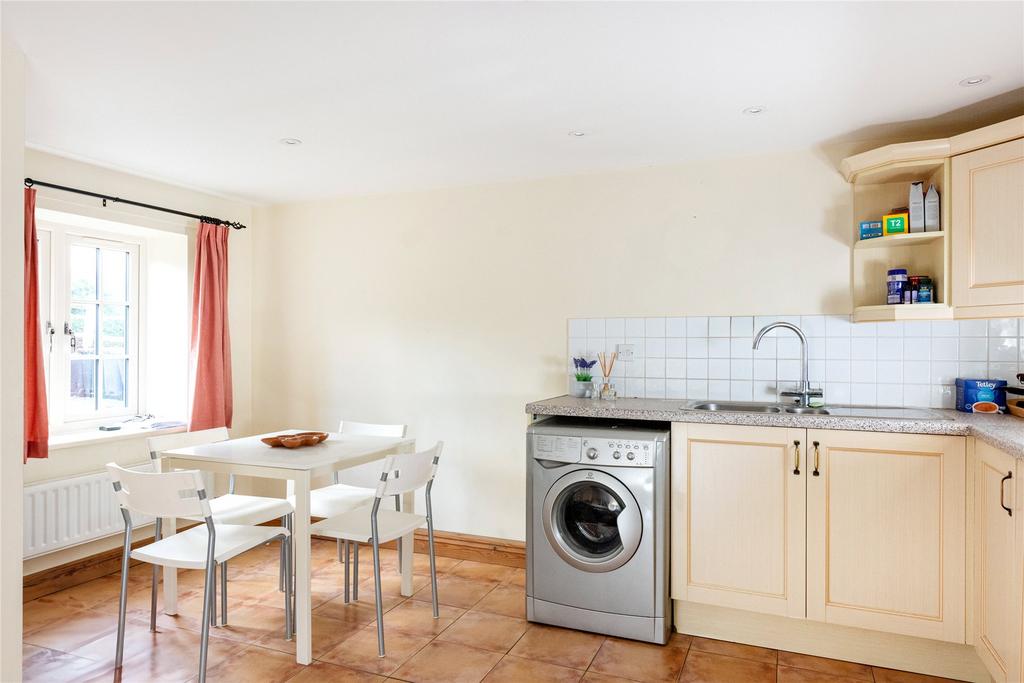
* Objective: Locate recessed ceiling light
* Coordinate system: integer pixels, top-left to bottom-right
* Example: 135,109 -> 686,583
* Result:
742,106 -> 766,115
568,131 -> 586,137
958,75 -> 990,87
279,138 -> 303,146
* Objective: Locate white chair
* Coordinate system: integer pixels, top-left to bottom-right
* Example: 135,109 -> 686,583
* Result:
108,463 -> 291,683
292,420 -> 406,602
147,428 -> 294,626
312,442 -> 442,657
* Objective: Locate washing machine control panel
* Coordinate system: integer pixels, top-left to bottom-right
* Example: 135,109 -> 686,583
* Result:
532,434 -> 582,463
580,438 -> 654,467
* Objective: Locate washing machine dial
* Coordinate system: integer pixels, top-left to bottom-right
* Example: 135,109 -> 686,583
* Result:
626,452 -> 636,461
586,448 -> 599,460
612,451 -> 621,460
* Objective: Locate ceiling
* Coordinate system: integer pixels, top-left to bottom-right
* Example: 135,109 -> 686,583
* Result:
4,1 -> 1023,204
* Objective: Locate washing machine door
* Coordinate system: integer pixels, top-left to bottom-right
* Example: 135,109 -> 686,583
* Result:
542,469 -> 642,573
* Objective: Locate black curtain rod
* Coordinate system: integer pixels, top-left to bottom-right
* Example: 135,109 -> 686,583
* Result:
23,178 -> 247,230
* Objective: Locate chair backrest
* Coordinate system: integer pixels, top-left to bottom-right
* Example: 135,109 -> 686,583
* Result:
374,442 -> 443,498
146,427 -> 230,459
338,421 -> 407,438
107,463 -> 212,520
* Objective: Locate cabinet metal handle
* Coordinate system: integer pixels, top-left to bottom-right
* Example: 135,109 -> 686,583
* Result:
1001,471 -> 1013,517
792,440 -> 801,475
812,441 -> 821,477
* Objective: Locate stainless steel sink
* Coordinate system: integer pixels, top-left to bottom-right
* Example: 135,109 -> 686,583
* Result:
690,401 -> 830,415
692,402 -> 783,413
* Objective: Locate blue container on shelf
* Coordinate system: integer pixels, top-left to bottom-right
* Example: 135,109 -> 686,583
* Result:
859,220 -> 883,240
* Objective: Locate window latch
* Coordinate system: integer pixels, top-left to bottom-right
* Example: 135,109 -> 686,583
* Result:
62,321 -> 76,351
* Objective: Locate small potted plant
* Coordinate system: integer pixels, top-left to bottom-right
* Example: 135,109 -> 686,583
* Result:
571,357 -> 598,397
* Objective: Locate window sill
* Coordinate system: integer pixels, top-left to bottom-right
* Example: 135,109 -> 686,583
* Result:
48,421 -> 187,451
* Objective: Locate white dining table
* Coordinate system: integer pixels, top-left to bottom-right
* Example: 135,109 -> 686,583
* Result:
157,429 -> 416,665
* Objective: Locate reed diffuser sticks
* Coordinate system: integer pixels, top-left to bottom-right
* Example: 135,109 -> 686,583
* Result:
598,352 -> 617,380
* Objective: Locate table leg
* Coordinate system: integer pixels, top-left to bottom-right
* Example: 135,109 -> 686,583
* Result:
156,456 -> 178,615
401,490 -> 415,597
293,472 -> 312,665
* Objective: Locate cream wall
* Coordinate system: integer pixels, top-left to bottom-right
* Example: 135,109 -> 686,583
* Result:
21,149 -> 259,574
252,149 -> 853,541
1,33 -> 27,682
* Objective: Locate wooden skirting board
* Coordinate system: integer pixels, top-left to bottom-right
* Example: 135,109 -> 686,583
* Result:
24,527 -> 524,602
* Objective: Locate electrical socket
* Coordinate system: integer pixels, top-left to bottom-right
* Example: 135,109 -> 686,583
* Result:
617,343 -> 635,361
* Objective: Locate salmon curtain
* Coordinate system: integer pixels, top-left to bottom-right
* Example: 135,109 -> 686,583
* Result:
189,222 -> 233,431
24,188 -> 49,461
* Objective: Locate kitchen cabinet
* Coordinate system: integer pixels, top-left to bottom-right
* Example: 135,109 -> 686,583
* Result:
951,138 -> 1024,317
806,429 -> 966,642
670,423 -> 806,618
973,440 -> 1022,683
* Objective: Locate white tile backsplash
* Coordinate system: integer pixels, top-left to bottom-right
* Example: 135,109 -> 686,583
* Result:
568,315 -> 1023,407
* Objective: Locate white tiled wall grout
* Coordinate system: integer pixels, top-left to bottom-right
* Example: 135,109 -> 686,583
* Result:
568,315 -> 1024,409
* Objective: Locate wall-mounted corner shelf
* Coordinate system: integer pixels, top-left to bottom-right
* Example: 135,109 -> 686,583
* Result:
853,303 -> 953,323
854,231 -> 945,250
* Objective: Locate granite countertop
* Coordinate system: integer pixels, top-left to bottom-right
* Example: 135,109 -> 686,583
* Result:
525,395 -> 1024,460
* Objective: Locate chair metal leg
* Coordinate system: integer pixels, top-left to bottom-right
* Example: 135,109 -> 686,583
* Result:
220,562 -> 228,626
343,540 -> 351,603
353,543 -> 359,601
394,494 -> 402,574
150,517 -> 162,632
283,534 -> 293,640
114,523 -> 132,668
371,532 -> 385,657
279,515 -> 288,592
337,538 -> 343,563
427,518 -> 439,619
198,549 -> 216,682
209,563 -> 217,627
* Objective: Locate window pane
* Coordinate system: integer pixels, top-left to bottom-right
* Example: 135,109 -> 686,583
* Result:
100,249 -> 128,302
101,359 -> 127,409
69,245 -> 97,300
100,304 -> 127,355
68,358 -> 97,412
69,304 -> 97,355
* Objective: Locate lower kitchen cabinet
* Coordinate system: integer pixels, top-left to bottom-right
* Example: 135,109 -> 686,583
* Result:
973,440 -> 1022,683
806,429 -> 966,643
670,423 -> 806,618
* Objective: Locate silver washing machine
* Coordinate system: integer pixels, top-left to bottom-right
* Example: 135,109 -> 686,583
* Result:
526,418 -> 670,644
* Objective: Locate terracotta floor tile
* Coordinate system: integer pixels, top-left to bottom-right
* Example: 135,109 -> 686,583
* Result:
679,649 -> 777,683
449,561 -> 519,584
319,625 -> 432,676
410,574 -> 497,609
23,608 -> 119,653
392,641 -> 502,683
411,553 -> 463,576
355,571 -> 429,602
778,665 -> 872,683
580,673 -> 638,683
436,610 -> 529,653
509,623 -> 605,670
369,598 -> 463,637
286,660 -> 385,682
22,644 -> 111,683
871,667 -> 961,683
23,601 -> 88,635
778,652 -> 873,680
203,603 -> 289,645
473,585 -> 525,619
502,568 -> 526,587
312,595 -> 383,626
482,654 -> 583,682
690,636 -> 778,665
203,643 -> 304,683
256,613 -> 363,659
82,627 -> 244,682
588,637 -> 688,682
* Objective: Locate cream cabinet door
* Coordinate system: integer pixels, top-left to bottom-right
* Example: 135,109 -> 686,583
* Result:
807,430 -> 966,642
670,423 -> 806,618
974,441 -> 1022,683
952,138 -> 1024,315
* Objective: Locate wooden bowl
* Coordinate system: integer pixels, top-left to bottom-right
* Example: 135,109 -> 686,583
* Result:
261,432 -> 329,448
279,435 -> 305,449
1008,399 -> 1024,419
293,431 -> 329,444
261,436 -> 283,447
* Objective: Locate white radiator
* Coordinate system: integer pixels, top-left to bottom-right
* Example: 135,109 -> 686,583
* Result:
24,462 -> 156,559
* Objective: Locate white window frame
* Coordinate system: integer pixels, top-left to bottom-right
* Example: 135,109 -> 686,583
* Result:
38,221 -> 147,433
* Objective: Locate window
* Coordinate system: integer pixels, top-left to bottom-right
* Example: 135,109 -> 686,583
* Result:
39,224 -> 143,429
